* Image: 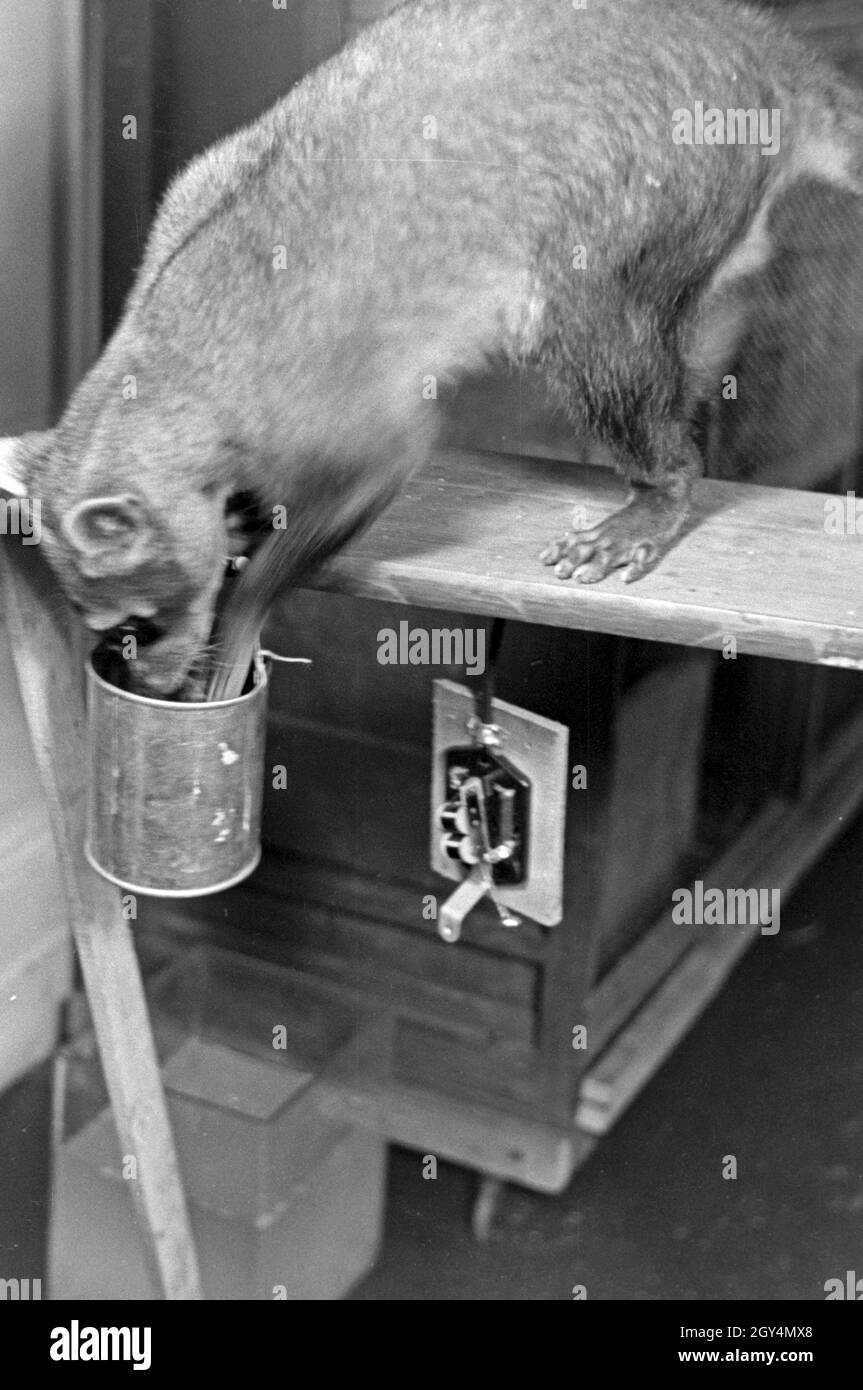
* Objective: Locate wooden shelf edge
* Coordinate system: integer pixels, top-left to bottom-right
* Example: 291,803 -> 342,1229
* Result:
302,449 -> 863,667
318,1075 -> 593,1194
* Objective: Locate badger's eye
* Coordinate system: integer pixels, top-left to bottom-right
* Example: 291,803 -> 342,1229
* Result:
83,610 -> 128,632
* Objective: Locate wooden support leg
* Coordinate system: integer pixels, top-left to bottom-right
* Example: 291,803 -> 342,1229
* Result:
0,534 -> 202,1300
471,1174 -> 505,1243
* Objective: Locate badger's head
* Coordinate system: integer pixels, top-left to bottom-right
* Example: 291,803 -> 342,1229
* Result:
19,386 -> 237,699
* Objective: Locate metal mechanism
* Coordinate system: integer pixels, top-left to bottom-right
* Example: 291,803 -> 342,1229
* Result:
436,748 -> 530,942
431,622 -> 569,944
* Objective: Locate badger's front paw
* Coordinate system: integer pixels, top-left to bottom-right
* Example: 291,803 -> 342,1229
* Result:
540,508 -> 661,584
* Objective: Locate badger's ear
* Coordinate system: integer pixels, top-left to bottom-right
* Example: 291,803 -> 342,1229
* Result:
61,494 -> 155,577
4,429 -> 54,494
0,436 -> 29,498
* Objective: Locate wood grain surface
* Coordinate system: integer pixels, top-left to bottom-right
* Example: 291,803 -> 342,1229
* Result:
311,449 -> 863,667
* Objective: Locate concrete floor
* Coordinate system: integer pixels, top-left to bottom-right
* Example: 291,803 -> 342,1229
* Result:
3,813 -> 862,1301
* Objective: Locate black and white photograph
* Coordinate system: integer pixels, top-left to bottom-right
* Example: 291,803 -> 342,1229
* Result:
1,0 -> 863,1339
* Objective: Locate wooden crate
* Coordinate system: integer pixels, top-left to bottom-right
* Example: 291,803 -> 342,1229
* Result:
139,438 -> 863,1190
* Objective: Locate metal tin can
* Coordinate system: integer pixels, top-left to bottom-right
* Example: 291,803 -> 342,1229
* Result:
85,652 -> 268,898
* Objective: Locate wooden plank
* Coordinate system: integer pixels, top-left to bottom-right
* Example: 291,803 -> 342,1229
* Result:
149,891 -> 538,1048
252,840 -> 548,961
392,1016 -> 571,1119
310,448 -> 863,668
318,1074 -> 590,1194
576,701 -> 863,1136
0,537 -> 202,1299
578,920 -> 763,1137
7,435 -> 863,667
592,648 -> 714,965
585,798 -> 790,1057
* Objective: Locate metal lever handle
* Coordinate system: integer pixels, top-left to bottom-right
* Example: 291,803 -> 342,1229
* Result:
438,868 -> 488,944
463,778 -> 521,931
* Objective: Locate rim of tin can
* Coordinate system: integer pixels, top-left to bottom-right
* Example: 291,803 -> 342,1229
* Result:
85,647 -> 269,710
83,843 -> 263,898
